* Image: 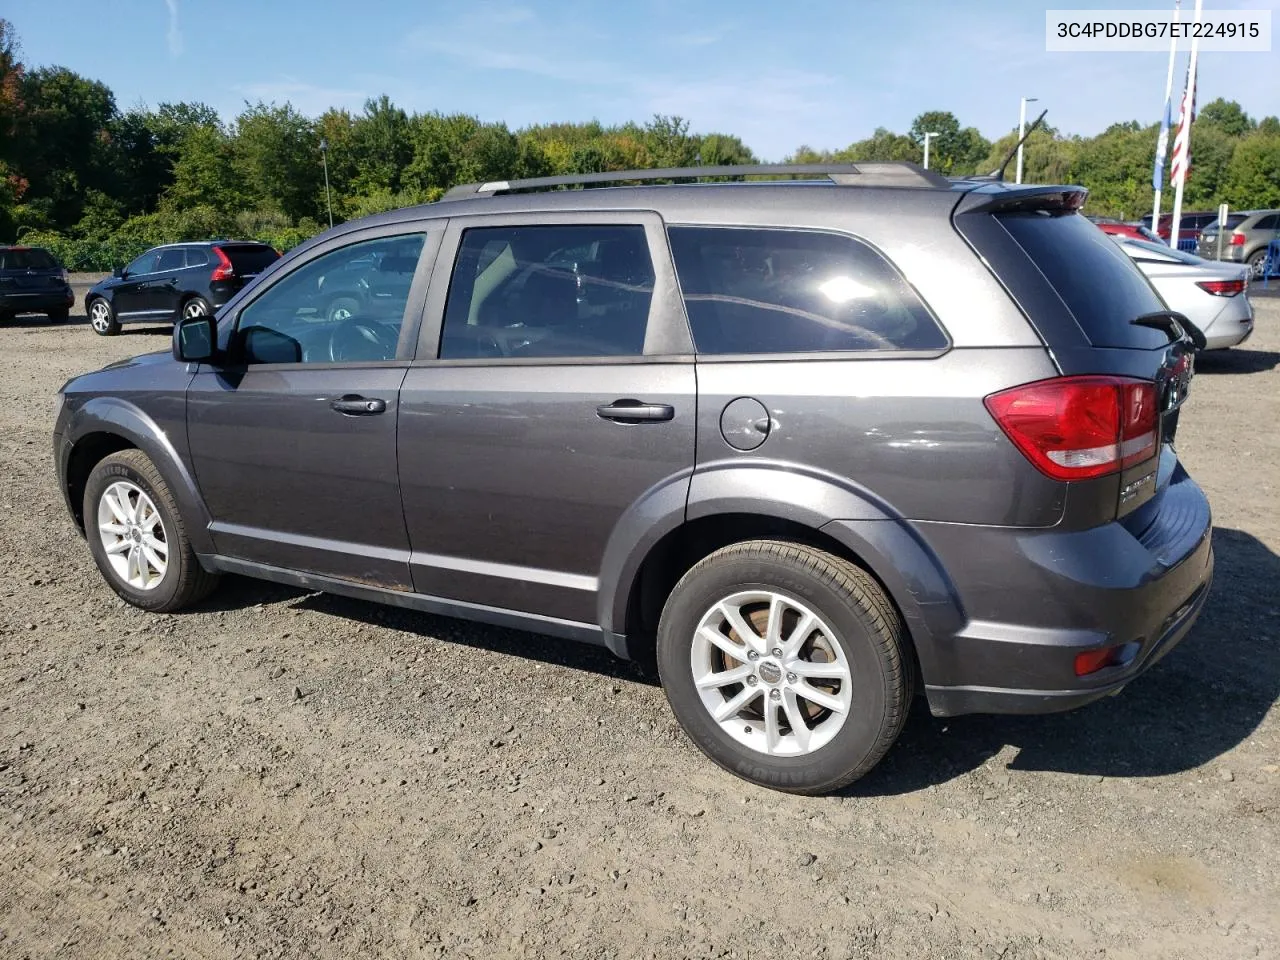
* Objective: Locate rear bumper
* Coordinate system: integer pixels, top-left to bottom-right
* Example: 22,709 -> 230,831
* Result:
1199,293 -> 1254,350
914,465 -> 1214,716
0,287 -> 74,313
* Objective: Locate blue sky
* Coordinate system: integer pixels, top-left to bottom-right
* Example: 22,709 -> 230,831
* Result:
7,0 -> 1279,159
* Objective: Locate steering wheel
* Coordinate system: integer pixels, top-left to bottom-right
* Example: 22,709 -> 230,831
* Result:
327,318 -> 395,362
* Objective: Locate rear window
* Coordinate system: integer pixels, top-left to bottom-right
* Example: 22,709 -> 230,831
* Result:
1205,214 -> 1247,232
998,211 -> 1170,349
218,244 -> 279,275
668,227 -> 947,355
0,247 -> 59,271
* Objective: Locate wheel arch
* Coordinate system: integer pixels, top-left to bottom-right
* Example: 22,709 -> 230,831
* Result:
599,464 -> 966,683
61,399 -> 214,555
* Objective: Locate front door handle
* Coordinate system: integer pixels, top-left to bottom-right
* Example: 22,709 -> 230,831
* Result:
596,399 -> 675,423
330,395 -> 387,416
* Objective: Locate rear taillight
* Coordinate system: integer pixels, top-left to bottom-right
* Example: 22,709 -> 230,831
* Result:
1196,278 -> 1245,297
984,376 -> 1158,482
210,246 -> 234,282
1229,232 -> 1246,246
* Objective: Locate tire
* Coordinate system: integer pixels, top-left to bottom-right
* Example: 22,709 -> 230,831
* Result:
88,297 -> 120,336
83,449 -> 220,612
326,296 -> 361,324
1247,249 -> 1269,280
181,296 -> 211,321
656,540 -> 912,795
47,308 -> 69,323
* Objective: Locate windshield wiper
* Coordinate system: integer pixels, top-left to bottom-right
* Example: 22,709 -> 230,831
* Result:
1131,310 -> 1206,350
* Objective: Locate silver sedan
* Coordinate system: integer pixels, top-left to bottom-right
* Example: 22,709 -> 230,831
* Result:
1113,237 -> 1255,350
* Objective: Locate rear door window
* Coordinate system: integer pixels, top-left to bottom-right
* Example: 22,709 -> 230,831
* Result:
1255,214 -> 1280,231
997,211 -> 1170,349
440,224 -> 654,359
667,227 -> 947,355
155,248 -> 186,272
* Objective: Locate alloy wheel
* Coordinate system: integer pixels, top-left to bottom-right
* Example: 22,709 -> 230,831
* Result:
96,481 -> 168,590
89,301 -> 113,333
183,300 -> 208,319
690,590 -> 853,757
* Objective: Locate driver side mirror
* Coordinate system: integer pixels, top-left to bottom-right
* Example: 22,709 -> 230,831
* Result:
113,265 -> 126,279
174,313 -> 216,363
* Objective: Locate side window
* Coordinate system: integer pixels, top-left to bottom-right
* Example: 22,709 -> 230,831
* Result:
1256,214 -> 1280,231
125,251 -> 160,276
186,247 -> 211,267
235,233 -> 426,365
440,224 -> 654,359
668,227 -> 948,355
155,248 -> 186,272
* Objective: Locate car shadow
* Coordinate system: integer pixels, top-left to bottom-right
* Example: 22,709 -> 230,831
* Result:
122,326 -> 174,337
847,525 -> 1279,796
182,526 -> 1277,795
1194,348 -> 1279,374
189,573 -> 653,686
2,312 -> 80,328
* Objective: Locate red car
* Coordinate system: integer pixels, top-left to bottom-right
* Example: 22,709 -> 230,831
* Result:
1089,218 -> 1164,243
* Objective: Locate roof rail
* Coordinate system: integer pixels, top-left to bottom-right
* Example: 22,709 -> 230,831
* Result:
440,162 -> 950,200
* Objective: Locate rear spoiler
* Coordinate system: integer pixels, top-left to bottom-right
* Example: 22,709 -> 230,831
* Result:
951,184 -> 1088,215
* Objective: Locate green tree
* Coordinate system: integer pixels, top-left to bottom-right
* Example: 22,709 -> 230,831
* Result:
907,111 -> 990,174
1196,98 -> 1254,137
13,66 -> 117,228
163,123 -> 249,213
232,101 -> 322,222
1221,132 -> 1280,208
349,95 -> 412,195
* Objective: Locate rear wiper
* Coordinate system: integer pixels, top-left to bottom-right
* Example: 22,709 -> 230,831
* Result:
1131,310 -> 1206,351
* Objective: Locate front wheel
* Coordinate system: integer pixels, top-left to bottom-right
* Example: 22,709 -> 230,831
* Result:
88,298 -> 120,336
656,540 -> 912,795
83,449 -> 220,612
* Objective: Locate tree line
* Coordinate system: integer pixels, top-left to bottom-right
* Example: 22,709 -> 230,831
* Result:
1,19 -> 1277,270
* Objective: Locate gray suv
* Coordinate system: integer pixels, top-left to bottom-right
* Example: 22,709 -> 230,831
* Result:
53,164 -> 1213,794
1196,209 -> 1280,279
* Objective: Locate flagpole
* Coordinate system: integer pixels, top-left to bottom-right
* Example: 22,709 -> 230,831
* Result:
1169,0 -> 1202,251
1151,0 -> 1181,239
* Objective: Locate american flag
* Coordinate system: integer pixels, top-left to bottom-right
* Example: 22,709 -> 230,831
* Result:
1169,60 -> 1197,187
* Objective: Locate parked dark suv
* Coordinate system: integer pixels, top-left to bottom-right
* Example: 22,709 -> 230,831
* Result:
0,245 -> 74,322
53,164 -> 1213,794
84,240 -> 279,335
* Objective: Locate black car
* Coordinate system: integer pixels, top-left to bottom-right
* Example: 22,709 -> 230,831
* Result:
0,245 -> 75,322
85,240 -> 280,336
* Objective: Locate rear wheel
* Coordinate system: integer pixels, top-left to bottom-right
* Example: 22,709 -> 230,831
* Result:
1248,248 -> 1269,280
88,298 -> 120,336
656,540 -> 912,795
182,296 -> 211,321
83,449 -> 220,612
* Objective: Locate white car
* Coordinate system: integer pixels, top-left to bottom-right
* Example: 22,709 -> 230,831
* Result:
1113,237 -> 1254,350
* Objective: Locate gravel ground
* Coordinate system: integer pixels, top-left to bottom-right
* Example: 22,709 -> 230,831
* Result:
1,288 -> 1277,960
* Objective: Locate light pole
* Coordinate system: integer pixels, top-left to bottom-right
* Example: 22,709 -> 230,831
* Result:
1016,96 -> 1038,184
319,138 -> 334,229
922,131 -> 940,170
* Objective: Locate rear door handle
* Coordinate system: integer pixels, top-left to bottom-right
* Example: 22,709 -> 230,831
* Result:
596,399 -> 675,423
330,395 -> 387,416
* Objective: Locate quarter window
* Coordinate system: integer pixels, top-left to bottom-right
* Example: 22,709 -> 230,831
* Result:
667,227 -> 947,355
440,225 -> 654,359
235,233 -> 426,365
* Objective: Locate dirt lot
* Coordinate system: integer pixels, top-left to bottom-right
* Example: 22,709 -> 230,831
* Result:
1,287 -> 1278,960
